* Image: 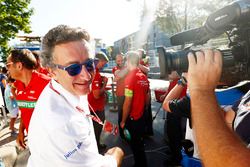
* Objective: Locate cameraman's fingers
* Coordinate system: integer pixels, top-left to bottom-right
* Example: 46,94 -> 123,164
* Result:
195,51 -> 205,64
203,49 -> 214,63
187,52 -> 196,66
214,50 -> 223,67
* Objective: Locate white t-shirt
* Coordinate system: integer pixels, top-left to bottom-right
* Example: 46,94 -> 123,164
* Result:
28,79 -> 116,167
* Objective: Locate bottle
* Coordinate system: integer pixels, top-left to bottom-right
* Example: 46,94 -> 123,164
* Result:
123,128 -> 131,141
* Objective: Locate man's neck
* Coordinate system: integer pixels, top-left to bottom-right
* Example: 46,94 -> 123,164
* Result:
117,65 -> 123,69
19,70 -> 33,87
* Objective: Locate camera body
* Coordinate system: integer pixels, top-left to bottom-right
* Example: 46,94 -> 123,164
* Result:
158,0 -> 250,85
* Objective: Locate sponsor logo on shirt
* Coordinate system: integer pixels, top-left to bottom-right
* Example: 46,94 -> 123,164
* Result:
138,80 -> 149,86
17,91 -> 23,95
17,101 -> 36,109
64,142 -> 83,159
27,96 -> 37,100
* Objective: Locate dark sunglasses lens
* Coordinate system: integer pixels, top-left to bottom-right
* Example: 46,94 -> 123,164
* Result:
85,60 -> 94,72
66,64 -> 82,76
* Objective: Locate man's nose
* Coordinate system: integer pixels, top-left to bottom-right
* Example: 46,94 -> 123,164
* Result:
79,66 -> 92,81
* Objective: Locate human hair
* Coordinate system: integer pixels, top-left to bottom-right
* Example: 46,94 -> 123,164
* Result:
32,50 -> 41,68
95,51 -> 109,62
32,51 -> 40,60
126,51 -> 139,67
41,25 -> 91,68
1,66 -> 7,74
137,49 -> 146,59
116,53 -> 124,59
9,49 -> 37,70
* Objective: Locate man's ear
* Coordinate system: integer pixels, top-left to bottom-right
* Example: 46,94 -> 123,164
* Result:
15,62 -> 23,70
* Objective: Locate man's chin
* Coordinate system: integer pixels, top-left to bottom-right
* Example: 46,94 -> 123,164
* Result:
73,86 -> 90,96
77,89 -> 90,96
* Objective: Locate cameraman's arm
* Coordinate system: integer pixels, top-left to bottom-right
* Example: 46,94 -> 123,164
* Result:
188,49 -> 250,167
162,80 -> 187,112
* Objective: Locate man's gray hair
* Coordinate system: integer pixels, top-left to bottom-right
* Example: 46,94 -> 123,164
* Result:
41,25 -> 91,68
126,51 -> 139,67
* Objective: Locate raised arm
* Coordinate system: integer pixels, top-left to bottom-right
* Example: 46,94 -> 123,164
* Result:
162,83 -> 186,112
187,49 -> 250,167
114,68 -> 129,82
162,74 -> 187,112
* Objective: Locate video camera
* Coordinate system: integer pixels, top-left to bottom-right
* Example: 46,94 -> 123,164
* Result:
158,0 -> 250,85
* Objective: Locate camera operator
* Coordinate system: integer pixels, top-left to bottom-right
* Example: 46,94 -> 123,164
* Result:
161,72 -> 188,166
187,49 -> 250,167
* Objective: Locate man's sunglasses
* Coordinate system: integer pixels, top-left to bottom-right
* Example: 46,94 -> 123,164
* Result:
54,58 -> 97,76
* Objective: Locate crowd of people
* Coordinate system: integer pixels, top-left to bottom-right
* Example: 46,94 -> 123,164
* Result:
0,24 -> 249,167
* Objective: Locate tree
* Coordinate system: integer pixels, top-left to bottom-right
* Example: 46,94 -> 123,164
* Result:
155,0 -> 181,34
0,0 -> 33,62
155,0 -> 231,36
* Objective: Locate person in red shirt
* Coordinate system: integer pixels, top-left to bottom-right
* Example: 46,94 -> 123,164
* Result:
112,53 -> 126,139
160,71 -> 187,102
6,49 -> 50,149
32,50 -> 50,76
88,51 -> 109,151
137,49 -> 150,75
137,49 -> 154,136
120,51 -> 150,167
162,72 -> 188,166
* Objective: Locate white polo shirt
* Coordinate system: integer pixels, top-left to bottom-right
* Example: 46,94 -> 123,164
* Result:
28,79 -> 116,167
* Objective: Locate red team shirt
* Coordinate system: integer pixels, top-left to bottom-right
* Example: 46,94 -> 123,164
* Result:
112,66 -> 125,96
37,67 -> 50,76
14,71 -> 50,132
88,69 -> 106,111
124,68 -> 150,120
167,79 -> 187,98
112,66 -> 118,74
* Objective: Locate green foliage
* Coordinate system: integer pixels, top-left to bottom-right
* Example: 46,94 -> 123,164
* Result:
0,0 -> 33,62
155,0 -> 181,34
107,46 -> 116,60
155,0 -> 231,35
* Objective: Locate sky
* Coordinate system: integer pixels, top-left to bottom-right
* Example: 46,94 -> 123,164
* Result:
19,0 -> 159,46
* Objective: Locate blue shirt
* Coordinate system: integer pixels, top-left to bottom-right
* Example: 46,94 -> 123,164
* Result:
4,84 -> 18,112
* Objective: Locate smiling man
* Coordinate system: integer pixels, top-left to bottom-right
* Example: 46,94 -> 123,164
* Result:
27,25 -> 123,167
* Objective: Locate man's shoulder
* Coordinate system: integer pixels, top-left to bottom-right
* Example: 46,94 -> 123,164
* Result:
136,69 -> 149,79
33,71 -> 51,84
112,66 -> 118,72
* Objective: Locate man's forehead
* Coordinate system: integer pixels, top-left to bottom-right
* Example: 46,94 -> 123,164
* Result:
116,55 -> 123,60
54,41 -> 90,54
7,56 -> 12,62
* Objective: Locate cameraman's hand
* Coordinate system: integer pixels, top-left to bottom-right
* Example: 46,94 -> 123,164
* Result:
187,49 -> 222,92
181,72 -> 188,80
